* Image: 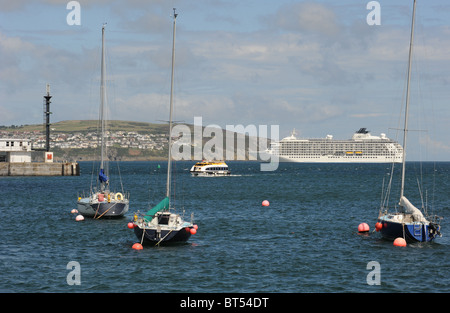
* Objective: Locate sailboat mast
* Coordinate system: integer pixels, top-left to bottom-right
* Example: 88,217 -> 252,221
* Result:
100,24 -> 107,180
400,0 -> 416,200
166,9 -> 177,199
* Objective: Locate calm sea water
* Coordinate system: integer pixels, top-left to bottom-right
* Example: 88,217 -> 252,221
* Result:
0,161 -> 448,293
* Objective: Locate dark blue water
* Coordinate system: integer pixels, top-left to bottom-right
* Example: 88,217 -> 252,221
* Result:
0,161 -> 448,293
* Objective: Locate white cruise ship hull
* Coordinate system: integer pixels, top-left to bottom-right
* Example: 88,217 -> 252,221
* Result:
276,154 -> 401,163
260,128 -> 403,164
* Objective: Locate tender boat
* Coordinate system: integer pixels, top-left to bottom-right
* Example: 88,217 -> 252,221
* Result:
190,161 -> 231,176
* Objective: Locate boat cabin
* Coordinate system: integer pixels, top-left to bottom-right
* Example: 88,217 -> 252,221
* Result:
152,211 -> 183,228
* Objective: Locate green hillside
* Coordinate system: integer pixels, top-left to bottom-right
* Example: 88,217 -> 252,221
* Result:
1,120 -> 266,162
2,120 -> 169,134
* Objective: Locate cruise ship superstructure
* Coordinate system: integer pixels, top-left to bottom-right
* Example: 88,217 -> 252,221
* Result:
263,128 -> 403,163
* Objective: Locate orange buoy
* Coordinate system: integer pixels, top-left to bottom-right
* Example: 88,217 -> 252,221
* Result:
185,227 -> 191,233
71,209 -> 78,214
190,228 -> 197,235
132,243 -> 143,250
358,223 -> 370,233
75,214 -> 84,221
193,224 -> 198,230
375,222 -> 383,232
262,200 -> 270,207
393,237 -> 407,247
127,222 -> 135,229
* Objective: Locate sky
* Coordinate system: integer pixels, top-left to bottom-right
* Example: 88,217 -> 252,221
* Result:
0,0 -> 449,160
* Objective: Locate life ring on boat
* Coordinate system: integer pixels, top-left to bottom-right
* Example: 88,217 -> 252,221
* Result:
115,193 -> 124,201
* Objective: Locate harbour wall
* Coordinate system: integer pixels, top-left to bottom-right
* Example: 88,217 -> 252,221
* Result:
0,162 -> 80,176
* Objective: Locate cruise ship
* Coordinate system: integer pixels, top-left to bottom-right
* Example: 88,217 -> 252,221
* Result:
262,128 -> 403,163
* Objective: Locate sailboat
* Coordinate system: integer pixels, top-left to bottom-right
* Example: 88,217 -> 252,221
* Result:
132,9 -> 196,245
77,24 -> 129,219
376,0 -> 441,243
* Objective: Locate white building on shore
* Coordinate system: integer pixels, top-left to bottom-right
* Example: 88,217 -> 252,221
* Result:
0,138 -> 32,162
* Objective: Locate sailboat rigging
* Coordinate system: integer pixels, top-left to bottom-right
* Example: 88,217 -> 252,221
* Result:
376,0 -> 442,243
131,9 -> 197,245
77,24 -> 130,219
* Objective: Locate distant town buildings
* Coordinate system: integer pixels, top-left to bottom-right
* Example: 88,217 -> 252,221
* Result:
0,129 -> 168,152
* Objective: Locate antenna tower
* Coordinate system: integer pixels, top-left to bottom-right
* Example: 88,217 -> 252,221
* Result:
43,84 -> 52,152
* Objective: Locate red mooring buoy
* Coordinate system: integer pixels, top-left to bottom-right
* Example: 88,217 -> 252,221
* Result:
358,223 -> 370,233
375,222 -> 383,232
132,243 -> 143,250
393,237 -> 407,247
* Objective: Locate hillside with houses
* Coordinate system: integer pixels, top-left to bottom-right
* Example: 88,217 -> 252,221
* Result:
0,120 -> 170,161
0,120 -> 263,162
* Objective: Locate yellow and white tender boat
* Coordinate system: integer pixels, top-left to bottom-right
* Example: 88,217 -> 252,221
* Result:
190,161 -> 231,176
